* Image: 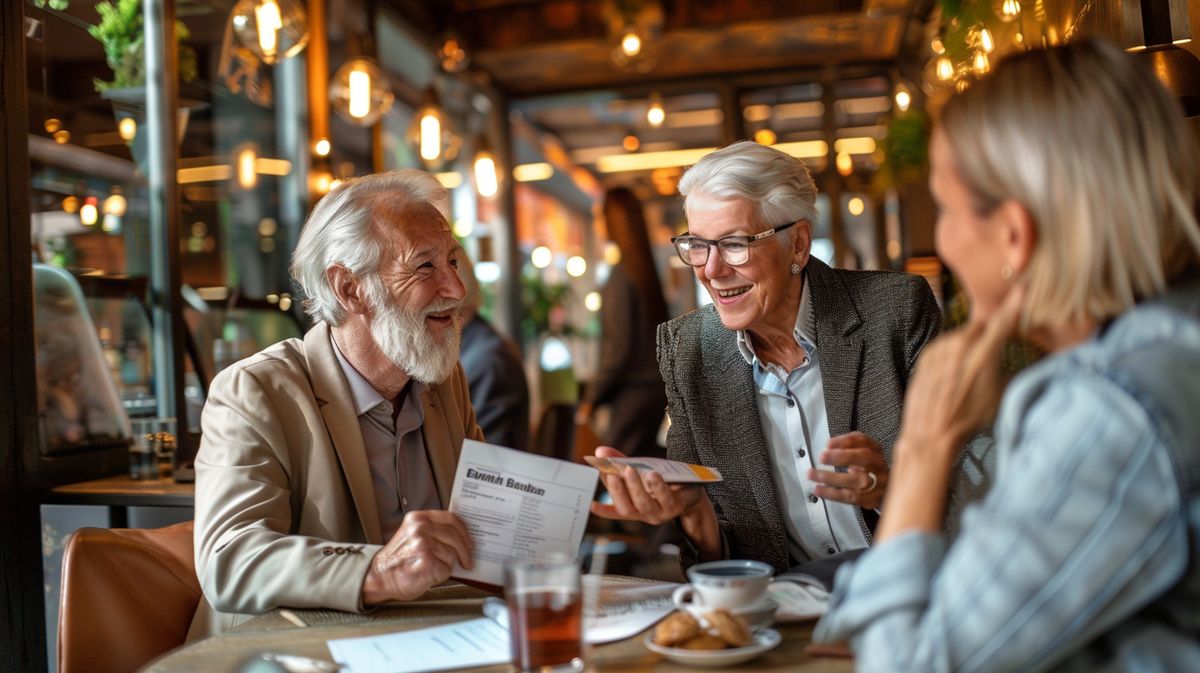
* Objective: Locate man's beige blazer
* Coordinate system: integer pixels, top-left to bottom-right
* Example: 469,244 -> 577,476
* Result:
189,322 -> 483,638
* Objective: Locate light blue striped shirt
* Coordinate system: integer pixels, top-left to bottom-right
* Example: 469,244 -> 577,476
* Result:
814,301 -> 1200,673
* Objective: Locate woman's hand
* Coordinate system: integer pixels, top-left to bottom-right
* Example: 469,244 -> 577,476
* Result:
900,287 -> 1025,457
809,432 -> 889,510
876,288 -> 1025,542
589,446 -> 722,559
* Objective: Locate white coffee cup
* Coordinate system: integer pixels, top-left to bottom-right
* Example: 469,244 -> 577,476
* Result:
671,559 -> 773,610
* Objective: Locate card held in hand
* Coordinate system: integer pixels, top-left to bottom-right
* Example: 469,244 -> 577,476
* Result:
584,456 -> 723,483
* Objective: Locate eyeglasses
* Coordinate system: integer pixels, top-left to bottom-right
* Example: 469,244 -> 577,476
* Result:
670,221 -> 797,267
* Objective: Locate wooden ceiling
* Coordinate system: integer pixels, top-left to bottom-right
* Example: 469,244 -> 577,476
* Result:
390,0 -> 925,97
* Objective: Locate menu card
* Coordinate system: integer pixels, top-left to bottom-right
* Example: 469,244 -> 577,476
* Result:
448,439 -> 599,587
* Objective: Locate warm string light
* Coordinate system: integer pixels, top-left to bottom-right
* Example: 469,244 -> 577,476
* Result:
937,57 -> 955,81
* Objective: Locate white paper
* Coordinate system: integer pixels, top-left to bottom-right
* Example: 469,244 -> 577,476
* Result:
448,439 -> 599,586
586,581 -> 678,643
326,618 -> 509,673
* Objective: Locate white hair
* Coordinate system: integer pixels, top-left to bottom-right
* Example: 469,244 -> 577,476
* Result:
290,170 -> 448,326
677,140 -> 819,229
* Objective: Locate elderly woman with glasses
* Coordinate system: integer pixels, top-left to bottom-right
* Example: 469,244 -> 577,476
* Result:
813,39 -> 1200,672
590,140 -> 949,571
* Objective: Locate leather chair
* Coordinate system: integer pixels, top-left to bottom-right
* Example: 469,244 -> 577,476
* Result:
58,521 -> 201,673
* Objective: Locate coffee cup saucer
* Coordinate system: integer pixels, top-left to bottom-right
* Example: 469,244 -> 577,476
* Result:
681,597 -> 779,630
644,628 -> 781,667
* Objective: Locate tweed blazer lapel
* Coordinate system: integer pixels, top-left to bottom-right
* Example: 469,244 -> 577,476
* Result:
699,312 -> 791,568
304,323 -> 384,545
806,258 -> 864,437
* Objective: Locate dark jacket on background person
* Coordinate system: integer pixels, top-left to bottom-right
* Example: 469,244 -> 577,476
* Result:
460,314 -> 530,452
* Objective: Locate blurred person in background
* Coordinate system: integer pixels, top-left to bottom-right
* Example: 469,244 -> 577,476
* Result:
577,187 -> 670,459
458,255 -> 531,451
814,39 -> 1200,672
591,142 -> 949,571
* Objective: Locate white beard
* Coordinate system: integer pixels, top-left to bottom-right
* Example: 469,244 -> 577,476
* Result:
369,295 -> 462,385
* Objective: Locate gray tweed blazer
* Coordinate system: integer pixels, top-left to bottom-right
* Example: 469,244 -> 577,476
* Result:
657,257 -> 942,572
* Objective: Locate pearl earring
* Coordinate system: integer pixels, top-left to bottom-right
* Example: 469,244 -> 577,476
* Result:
790,262 -> 802,276
1000,265 -> 1013,280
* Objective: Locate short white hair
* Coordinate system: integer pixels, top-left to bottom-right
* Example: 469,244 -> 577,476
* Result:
290,170 -> 448,325
677,140 -> 819,229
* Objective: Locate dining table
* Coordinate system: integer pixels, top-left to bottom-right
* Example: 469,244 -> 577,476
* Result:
141,582 -> 854,673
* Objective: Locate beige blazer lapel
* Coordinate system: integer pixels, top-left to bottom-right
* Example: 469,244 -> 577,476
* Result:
304,323 -> 384,545
421,385 -> 459,506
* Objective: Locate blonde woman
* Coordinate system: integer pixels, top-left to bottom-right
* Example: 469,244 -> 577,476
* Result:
814,39 -> 1200,671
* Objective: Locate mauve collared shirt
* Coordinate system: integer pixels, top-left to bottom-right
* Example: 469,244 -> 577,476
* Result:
331,335 -> 441,540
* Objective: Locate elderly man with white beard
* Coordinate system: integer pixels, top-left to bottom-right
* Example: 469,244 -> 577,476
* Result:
189,170 -> 485,639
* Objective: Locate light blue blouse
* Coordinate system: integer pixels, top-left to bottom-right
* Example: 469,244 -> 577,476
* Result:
814,297 -> 1200,673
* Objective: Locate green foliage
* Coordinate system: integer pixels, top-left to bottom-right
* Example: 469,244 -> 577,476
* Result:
88,0 -> 198,92
875,109 -> 930,192
520,269 -> 573,343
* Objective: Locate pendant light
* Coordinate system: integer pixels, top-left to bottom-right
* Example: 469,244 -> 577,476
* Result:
330,58 -> 394,126
230,0 -> 309,65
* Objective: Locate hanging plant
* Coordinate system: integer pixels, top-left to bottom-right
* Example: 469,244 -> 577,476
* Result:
88,0 -> 198,92
874,109 -> 930,192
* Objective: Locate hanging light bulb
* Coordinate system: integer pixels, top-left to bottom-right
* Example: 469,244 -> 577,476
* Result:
979,27 -> 995,53
937,57 -> 955,81
531,246 -> 553,269
973,51 -> 991,75
231,0 -> 309,65
330,58 -> 394,127
118,116 -> 137,141
313,138 -> 331,157
622,131 -> 640,152
407,87 -> 457,169
437,31 -> 470,73
998,0 -> 1022,22
103,188 -> 127,217
754,128 -> 777,145
894,86 -> 912,112
62,195 -> 80,214
235,143 -> 258,190
620,31 -> 642,57
566,256 -> 587,277
473,138 -> 500,198
80,198 -> 98,227
648,91 -> 667,127
836,151 -> 853,177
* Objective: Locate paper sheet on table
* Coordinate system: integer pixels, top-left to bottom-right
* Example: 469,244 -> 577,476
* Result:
327,618 -> 509,673
448,440 -> 599,586
586,580 -> 678,643
584,456 -> 723,483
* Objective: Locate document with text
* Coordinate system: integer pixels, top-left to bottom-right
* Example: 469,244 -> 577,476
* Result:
449,439 -> 599,586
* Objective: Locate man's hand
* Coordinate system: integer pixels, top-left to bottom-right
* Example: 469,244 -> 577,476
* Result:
589,446 -> 722,560
361,510 -> 474,606
808,432 -> 889,510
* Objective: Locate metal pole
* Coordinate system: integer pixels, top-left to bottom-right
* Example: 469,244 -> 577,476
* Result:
144,0 -> 186,437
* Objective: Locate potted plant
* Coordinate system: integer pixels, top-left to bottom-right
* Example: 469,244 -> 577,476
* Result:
89,0 -> 197,93
88,0 -> 200,168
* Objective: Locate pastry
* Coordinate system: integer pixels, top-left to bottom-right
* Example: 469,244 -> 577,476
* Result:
653,611 -> 701,646
705,609 -> 750,648
678,634 -> 728,651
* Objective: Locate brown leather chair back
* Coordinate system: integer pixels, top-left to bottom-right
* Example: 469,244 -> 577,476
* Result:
57,521 -> 201,673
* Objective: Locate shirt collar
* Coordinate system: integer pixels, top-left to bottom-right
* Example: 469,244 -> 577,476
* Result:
736,273 -> 816,367
330,332 -> 390,416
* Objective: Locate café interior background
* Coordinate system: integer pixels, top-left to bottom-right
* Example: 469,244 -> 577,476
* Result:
3,1 -> 1198,672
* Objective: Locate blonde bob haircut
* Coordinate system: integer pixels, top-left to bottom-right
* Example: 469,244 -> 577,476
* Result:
938,38 -> 1200,329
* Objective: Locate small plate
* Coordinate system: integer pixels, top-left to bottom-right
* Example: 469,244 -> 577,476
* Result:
682,597 -> 779,630
644,628 -> 782,668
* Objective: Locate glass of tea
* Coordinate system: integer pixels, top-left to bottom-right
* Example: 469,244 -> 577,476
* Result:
504,553 -> 584,672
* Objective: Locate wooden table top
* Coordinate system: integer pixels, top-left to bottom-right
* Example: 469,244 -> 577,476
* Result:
45,473 -> 195,507
142,584 -> 853,673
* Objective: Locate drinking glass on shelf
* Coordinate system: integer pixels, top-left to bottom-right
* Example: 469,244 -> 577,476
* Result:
504,553 -> 585,673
